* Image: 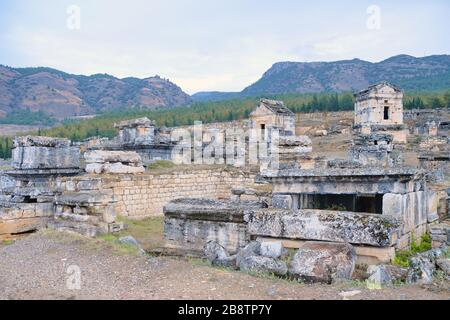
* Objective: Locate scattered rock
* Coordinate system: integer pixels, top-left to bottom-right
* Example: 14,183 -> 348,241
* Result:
203,240 -> 236,268
367,265 -> 393,287
436,258 -> 450,276
239,255 -> 288,276
288,241 -> 356,284
259,241 -> 284,259
119,236 -> 145,255
119,235 -> 139,247
366,264 -> 408,288
419,248 -> 445,263
236,241 -> 261,266
406,256 -> 435,284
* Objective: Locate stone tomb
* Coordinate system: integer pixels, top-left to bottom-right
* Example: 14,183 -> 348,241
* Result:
262,167 -> 429,250
163,197 -> 402,265
163,198 -> 266,254
353,82 -> 408,143
0,136 -> 81,239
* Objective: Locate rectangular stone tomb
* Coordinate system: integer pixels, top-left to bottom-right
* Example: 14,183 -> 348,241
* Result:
245,208 -> 401,247
12,136 -> 80,170
163,198 -> 266,254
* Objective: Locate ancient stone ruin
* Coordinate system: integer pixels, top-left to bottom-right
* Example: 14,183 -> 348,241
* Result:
354,82 -> 409,143
1,82 -> 449,286
87,117 -> 176,164
161,82 -> 450,284
0,136 -> 80,239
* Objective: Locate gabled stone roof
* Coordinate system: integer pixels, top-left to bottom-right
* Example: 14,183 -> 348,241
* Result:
354,81 -> 402,97
258,98 -> 295,116
114,117 -> 155,129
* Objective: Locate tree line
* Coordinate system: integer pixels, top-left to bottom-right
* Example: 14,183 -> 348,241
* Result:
0,90 -> 449,159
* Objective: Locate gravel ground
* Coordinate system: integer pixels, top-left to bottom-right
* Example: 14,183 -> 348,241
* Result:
0,231 -> 449,300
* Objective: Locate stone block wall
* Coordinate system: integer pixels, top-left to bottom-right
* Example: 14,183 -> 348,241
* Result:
58,167 -> 256,219
0,173 -> 15,191
112,169 -> 256,218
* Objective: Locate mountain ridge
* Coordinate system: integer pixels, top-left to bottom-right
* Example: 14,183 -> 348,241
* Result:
193,54 -> 450,101
0,65 -> 192,118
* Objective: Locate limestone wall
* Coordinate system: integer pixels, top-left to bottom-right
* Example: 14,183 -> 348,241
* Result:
59,167 -> 256,219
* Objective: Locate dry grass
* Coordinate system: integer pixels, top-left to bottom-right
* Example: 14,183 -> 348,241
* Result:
115,216 -> 165,252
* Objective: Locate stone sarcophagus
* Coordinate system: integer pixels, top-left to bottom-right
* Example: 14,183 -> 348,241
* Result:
12,136 -> 80,170
245,208 -> 401,247
163,198 -> 266,254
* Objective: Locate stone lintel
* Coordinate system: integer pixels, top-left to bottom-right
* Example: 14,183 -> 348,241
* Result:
245,208 -> 401,247
164,198 -> 266,223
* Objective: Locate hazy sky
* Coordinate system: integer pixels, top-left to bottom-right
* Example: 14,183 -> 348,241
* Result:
0,0 -> 449,93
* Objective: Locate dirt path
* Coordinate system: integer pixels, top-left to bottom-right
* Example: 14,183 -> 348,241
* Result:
0,231 -> 448,300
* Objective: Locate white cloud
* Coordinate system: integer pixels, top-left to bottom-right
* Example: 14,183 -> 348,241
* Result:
1,0 -> 449,93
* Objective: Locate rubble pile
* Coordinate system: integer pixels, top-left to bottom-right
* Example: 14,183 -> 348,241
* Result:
84,150 -> 145,174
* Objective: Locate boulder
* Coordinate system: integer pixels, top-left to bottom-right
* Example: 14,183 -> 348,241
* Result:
436,258 -> 450,277
420,248 -> 445,263
366,265 -> 395,287
239,255 -> 287,276
288,241 -> 356,284
203,240 -> 236,268
236,241 -> 261,266
406,255 -> 435,284
119,235 -> 140,247
366,264 -> 408,286
119,236 -> 145,255
259,241 -> 284,259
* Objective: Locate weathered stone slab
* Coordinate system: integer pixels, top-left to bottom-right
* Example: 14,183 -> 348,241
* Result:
0,217 -> 49,235
47,220 -> 104,237
55,191 -> 114,206
84,150 -> 142,164
245,208 -> 401,247
102,163 -> 145,174
14,136 -> 70,148
164,198 -> 266,223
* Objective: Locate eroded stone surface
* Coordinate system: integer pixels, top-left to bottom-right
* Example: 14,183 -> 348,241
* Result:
245,208 -> 400,247
239,255 -> 288,276
203,240 -> 236,268
84,150 -> 142,164
288,241 -> 356,284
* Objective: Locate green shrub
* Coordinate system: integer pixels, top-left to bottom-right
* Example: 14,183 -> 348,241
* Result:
393,233 -> 432,267
393,250 -> 412,267
411,233 -> 432,254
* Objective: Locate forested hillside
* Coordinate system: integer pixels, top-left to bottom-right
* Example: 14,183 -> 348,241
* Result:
1,89 -> 449,159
